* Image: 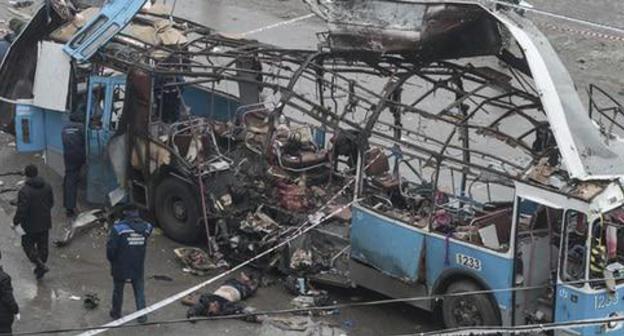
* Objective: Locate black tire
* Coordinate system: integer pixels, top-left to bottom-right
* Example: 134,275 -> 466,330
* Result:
154,178 -> 202,244
442,280 -> 501,328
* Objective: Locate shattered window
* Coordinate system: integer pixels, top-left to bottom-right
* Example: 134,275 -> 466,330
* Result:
110,85 -> 125,131
88,85 -> 106,130
589,209 -> 624,289
561,210 -> 588,287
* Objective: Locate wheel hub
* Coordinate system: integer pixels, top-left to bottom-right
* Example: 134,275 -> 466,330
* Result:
171,198 -> 188,221
452,298 -> 483,326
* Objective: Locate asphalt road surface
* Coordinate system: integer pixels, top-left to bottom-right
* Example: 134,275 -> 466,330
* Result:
0,0 -> 622,335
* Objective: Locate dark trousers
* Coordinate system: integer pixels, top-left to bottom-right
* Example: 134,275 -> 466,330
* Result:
0,322 -> 12,335
111,278 -> 146,317
63,165 -> 81,211
21,231 -> 48,269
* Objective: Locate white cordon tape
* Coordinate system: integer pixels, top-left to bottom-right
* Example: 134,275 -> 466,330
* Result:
485,0 -> 624,36
77,195 -> 357,336
241,13 -> 315,37
538,22 -> 624,42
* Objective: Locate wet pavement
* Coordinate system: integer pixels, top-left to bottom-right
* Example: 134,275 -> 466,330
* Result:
0,0 -> 622,335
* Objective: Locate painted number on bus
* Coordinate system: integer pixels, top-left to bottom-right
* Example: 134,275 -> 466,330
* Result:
456,253 -> 482,271
595,294 -> 619,310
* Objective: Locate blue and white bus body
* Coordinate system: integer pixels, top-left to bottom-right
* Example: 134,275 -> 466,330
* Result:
350,203 -> 516,326
350,179 -> 624,335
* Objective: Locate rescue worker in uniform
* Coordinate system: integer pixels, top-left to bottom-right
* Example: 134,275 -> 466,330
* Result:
12,165 -> 54,279
106,206 -> 153,323
61,114 -> 85,217
0,251 -> 19,335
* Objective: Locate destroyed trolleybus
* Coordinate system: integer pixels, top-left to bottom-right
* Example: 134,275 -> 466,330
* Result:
2,1 -> 624,335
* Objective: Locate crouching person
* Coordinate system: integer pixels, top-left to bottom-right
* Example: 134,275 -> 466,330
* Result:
187,272 -> 258,319
106,205 -> 153,323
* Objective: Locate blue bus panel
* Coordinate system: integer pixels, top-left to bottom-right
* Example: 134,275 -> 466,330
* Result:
15,104 -> 46,152
426,234 -> 515,317
556,284 -> 624,335
64,0 -> 148,61
182,86 -> 241,122
351,206 -> 426,281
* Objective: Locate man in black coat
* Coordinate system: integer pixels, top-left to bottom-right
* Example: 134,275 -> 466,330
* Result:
12,165 -> 54,279
106,206 -> 153,323
61,114 -> 86,217
0,251 -> 19,335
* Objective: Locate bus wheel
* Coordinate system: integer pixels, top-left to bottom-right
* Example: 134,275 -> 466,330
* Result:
154,178 -> 202,244
441,280 -> 500,328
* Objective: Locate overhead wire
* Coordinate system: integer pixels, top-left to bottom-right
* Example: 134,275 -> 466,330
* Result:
396,314 -> 624,335
0,284 -> 563,335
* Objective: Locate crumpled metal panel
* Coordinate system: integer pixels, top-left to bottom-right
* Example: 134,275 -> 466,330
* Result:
64,0 -> 148,61
0,6 -> 64,100
494,11 -> 624,180
305,0 -> 502,58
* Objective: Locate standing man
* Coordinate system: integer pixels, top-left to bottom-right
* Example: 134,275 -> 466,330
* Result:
12,165 -> 54,279
0,251 -> 19,335
106,205 -> 153,323
61,113 -> 86,217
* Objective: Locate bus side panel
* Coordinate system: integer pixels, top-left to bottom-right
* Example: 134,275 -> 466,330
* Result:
351,206 -> 425,281
426,235 -> 515,324
182,86 -> 241,122
556,285 -> 624,335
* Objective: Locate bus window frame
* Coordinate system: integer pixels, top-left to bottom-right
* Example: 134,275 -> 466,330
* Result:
559,209 -> 590,288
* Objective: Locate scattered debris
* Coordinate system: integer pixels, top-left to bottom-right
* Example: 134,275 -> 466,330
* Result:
9,1 -> 33,9
291,295 -> 331,309
0,188 -> 18,194
290,249 -> 313,271
83,293 -> 100,310
0,171 -> 22,177
150,275 -> 174,282
174,248 -> 229,275
54,209 -> 106,248
258,316 -> 347,336
240,208 -> 281,234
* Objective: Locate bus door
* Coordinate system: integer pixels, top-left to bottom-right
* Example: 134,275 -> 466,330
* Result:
512,197 -> 563,325
85,75 -> 126,204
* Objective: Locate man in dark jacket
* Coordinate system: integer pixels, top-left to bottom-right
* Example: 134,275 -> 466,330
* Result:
12,165 -> 54,279
0,251 -> 19,335
106,206 -> 153,323
61,114 -> 86,217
